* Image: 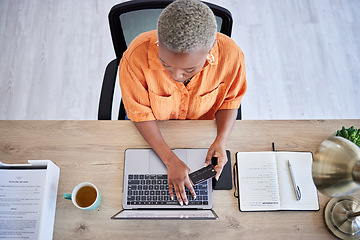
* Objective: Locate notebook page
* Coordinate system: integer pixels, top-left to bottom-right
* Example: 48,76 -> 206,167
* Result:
237,152 -> 280,211
276,152 -> 319,210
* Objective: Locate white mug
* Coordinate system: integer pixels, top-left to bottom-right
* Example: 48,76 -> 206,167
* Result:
63,182 -> 101,210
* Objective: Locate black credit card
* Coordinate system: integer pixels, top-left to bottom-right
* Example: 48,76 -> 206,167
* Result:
189,165 -> 217,185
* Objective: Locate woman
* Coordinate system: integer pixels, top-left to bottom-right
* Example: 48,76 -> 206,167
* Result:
119,0 -> 247,206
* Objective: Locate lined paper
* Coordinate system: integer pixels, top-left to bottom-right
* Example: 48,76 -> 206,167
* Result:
276,152 -> 319,210
236,152 -> 319,211
238,152 -> 280,211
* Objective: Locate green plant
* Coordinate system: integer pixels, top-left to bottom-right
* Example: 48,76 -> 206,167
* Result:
336,126 -> 360,147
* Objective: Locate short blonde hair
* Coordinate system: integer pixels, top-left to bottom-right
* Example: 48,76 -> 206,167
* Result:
157,0 -> 217,53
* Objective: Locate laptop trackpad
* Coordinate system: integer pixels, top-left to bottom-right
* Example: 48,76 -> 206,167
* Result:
173,149 -> 187,165
149,150 -> 167,173
149,149 -> 188,174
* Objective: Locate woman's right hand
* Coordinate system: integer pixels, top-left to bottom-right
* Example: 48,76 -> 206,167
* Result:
133,121 -> 196,206
165,153 -> 196,206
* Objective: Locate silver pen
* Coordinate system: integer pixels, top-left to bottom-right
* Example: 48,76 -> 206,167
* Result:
288,160 -> 301,201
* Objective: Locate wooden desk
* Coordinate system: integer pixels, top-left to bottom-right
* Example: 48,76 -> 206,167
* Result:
1,120 -> 360,239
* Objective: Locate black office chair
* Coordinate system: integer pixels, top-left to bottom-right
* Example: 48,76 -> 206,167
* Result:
98,0 -> 241,120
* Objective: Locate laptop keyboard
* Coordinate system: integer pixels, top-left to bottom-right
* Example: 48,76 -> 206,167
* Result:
127,174 -> 209,206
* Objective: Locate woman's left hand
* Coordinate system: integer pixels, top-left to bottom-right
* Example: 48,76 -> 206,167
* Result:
204,138 -> 227,180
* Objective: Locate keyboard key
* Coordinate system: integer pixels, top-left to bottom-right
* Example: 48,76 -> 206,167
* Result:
157,174 -> 167,179
128,180 -> 140,185
199,184 -> 207,189
200,190 -> 208,195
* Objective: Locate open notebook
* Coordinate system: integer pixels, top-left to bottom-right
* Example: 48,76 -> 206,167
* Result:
235,151 -> 319,211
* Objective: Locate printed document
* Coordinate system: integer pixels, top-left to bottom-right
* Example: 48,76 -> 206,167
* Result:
0,169 -> 47,239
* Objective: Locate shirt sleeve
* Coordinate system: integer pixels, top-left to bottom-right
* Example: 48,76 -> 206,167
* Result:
219,50 -> 247,110
119,57 -> 156,122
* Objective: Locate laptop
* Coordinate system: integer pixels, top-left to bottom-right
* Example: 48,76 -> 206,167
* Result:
111,148 -> 218,220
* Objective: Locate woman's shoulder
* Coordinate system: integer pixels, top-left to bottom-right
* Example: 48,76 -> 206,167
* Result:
123,30 -> 157,60
215,33 -> 244,55
215,33 -> 244,64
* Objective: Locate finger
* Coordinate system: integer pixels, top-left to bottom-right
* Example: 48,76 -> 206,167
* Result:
168,184 -> 175,200
174,185 -> 184,206
214,156 -> 227,180
185,178 -> 196,200
205,149 -> 215,167
178,184 -> 189,205
214,165 -> 223,181
189,177 -> 194,186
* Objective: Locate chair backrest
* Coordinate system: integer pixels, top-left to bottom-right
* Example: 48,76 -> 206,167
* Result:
109,0 -> 232,60
98,0 -> 234,120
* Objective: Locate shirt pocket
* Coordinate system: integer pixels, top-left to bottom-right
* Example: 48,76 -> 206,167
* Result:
189,82 -> 225,119
148,90 -> 179,120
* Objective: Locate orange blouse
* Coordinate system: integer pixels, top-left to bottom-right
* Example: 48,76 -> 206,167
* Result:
119,30 -> 247,122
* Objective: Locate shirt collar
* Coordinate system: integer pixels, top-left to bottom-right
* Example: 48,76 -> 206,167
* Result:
148,33 -> 219,70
